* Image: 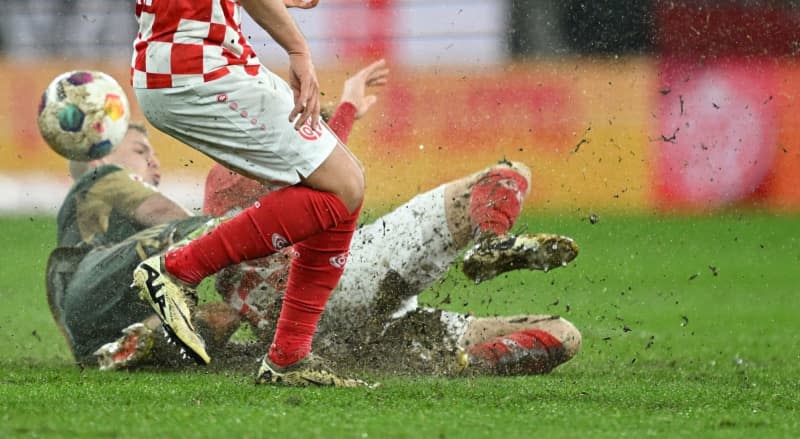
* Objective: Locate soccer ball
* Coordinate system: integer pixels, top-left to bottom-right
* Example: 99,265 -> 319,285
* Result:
37,70 -> 130,161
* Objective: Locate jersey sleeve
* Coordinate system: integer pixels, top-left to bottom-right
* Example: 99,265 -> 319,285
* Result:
327,102 -> 357,144
86,169 -> 159,217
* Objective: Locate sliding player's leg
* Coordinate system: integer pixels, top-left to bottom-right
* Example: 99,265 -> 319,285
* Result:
319,161 -> 580,374
450,161 -> 579,283
356,306 -> 580,377
134,68 -> 368,386
457,314 -> 581,375
93,304 -> 243,371
324,160 -> 534,332
318,160 -> 574,351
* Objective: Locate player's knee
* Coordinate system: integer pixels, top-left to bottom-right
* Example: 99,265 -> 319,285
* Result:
337,166 -> 365,213
306,146 -> 365,213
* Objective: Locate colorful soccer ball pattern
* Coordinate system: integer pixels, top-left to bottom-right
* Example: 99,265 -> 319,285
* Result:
37,71 -> 130,161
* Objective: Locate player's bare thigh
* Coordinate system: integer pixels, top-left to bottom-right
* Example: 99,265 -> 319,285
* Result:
302,142 -> 365,213
443,161 -> 532,247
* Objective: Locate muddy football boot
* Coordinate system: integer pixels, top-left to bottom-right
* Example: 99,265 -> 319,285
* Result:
132,255 -> 210,365
462,233 -> 579,283
93,323 -> 155,371
255,353 -> 378,388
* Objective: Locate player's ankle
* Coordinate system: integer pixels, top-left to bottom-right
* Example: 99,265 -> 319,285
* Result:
267,344 -> 310,368
164,248 -> 203,286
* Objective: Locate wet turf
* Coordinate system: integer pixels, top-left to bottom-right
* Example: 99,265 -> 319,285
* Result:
1,213 -> 798,438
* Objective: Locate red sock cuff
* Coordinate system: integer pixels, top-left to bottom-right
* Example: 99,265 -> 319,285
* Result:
328,102 -> 357,144
468,168 -> 528,237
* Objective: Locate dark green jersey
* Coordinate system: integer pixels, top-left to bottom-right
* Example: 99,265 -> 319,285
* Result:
56,164 -> 158,248
47,164 -> 210,362
50,216 -> 210,362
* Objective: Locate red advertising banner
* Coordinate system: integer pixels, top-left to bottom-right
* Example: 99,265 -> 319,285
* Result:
654,59 -> 780,210
652,0 -> 800,212
1,59 -> 798,213
349,61 -> 653,212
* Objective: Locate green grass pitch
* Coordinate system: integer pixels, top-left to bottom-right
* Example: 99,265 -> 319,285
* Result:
1,213 -> 798,438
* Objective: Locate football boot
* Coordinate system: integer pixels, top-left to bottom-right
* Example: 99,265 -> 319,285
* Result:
255,353 -> 378,388
462,233 -> 578,283
132,255 -> 210,365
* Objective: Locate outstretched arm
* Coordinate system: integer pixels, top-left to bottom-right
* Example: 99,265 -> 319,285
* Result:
134,193 -> 192,227
88,169 -> 191,227
327,59 -> 390,143
340,59 -> 389,119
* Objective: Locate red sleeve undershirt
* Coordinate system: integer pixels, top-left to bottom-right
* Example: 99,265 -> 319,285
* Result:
327,101 -> 357,144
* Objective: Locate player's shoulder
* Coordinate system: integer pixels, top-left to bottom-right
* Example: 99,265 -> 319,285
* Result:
74,164 -> 124,186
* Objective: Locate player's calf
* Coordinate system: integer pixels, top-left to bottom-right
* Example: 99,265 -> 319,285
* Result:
444,161 -> 532,248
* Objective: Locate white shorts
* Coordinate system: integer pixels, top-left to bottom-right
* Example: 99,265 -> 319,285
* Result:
318,184 -> 465,337
135,66 -> 338,185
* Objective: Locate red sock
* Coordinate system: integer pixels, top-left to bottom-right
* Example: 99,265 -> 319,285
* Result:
468,168 -> 528,237
165,185 -> 351,285
267,206 -> 361,367
467,329 -> 564,375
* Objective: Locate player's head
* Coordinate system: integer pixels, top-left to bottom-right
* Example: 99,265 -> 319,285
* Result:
68,122 -> 161,186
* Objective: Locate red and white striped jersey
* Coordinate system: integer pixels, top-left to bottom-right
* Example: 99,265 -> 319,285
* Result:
131,0 -> 261,89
